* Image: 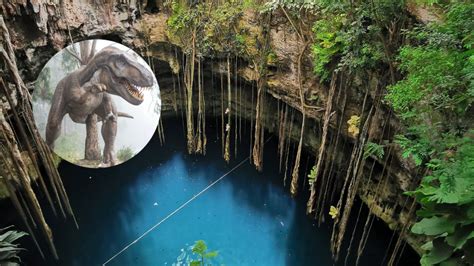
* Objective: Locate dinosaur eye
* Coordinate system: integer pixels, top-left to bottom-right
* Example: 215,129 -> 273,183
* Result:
116,57 -> 126,67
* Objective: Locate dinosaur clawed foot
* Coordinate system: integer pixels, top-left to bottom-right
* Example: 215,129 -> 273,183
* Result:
98,159 -> 117,168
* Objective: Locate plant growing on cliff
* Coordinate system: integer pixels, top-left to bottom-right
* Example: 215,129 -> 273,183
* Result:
310,0 -> 404,81
166,0 -> 245,56
386,2 -> 474,265
409,135 -> 474,265
363,141 -> 384,160
311,13 -> 345,80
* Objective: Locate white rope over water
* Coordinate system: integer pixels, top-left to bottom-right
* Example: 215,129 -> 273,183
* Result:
102,156 -> 250,265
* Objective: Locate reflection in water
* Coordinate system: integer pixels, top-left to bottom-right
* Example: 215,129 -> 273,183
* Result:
17,118 -> 416,266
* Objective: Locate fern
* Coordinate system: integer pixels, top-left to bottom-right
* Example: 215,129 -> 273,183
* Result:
411,136 -> 474,265
363,142 -> 385,160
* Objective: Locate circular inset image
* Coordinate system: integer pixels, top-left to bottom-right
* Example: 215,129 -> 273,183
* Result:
32,39 -> 161,168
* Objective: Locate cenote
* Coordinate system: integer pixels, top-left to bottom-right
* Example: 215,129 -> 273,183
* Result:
8,117 -> 417,266
3,1 -> 474,265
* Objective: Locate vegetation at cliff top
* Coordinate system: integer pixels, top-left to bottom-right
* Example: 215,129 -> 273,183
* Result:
166,0 -> 246,57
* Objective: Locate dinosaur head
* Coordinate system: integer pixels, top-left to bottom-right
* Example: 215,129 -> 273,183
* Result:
92,46 -> 154,105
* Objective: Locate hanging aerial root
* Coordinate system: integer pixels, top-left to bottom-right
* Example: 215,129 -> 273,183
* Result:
317,88 -> 347,225
306,73 -> 338,214
331,93 -> 376,261
175,48 -> 186,134
252,76 -> 264,171
387,199 -> 417,266
278,103 -> 288,172
0,79 -> 57,216
0,109 -> 58,259
184,32 -> 196,154
283,110 -> 295,186
0,16 -> 80,260
0,176 -> 45,259
201,65 -> 207,155
290,41 -> 310,197
224,56 -> 232,163
343,89 -> 389,265
251,14 -> 271,172
234,56 -> 238,158
221,71 -> 225,157
196,59 -> 204,154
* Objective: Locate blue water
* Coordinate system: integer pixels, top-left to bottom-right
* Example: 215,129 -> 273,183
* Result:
18,118 -> 417,266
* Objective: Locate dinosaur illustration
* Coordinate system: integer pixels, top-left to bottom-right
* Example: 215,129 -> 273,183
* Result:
45,46 -> 154,166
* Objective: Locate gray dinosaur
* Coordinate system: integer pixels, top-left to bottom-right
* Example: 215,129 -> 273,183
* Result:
45,46 -> 154,166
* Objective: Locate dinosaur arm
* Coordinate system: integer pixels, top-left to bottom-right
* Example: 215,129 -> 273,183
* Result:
70,70 -> 107,104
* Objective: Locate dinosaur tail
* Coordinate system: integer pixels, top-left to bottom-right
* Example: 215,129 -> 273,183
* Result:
117,112 -> 133,119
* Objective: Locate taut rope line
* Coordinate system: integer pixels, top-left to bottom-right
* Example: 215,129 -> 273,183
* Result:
102,156 -> 250,265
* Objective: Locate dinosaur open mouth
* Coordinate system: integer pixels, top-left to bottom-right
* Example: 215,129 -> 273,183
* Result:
125,80 -> 151,100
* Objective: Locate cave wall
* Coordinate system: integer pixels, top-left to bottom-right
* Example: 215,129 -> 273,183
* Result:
0,0 -> 424,254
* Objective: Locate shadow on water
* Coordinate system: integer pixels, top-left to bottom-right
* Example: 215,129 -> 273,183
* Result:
3,116 -> 418,265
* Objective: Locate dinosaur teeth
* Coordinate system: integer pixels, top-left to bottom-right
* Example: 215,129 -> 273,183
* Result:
125,83 -> 145,100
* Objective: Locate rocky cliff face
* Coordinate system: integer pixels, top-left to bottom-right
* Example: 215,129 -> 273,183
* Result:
1,0 -> 424,254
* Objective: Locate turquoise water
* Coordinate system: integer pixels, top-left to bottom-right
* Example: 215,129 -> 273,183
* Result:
18,118 -> 417,265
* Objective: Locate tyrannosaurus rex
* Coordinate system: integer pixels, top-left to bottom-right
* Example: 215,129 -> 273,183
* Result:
45,46 -> 154,166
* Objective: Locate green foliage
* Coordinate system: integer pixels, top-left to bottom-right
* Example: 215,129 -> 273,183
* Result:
307,165 -> 317,185
311,14 -> 345,80
310,0 -> 404,80
409,136 -> 474,265
191,240 -> 218,262
395,133 -> 433,166
117,146 -> 134,162
167,0 -> 245,57
363,142 -> 385,160
261,0 -> 320,14
174,240 -> 219,266
0,226 -> 27,265
266,51 -> 278,65
386,47 -> 466,113
443,2 -> 474,49
385,2 -> 474,265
